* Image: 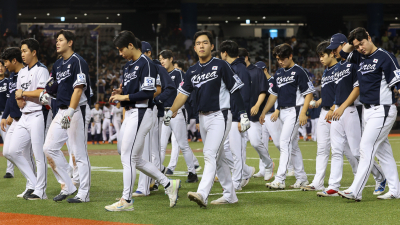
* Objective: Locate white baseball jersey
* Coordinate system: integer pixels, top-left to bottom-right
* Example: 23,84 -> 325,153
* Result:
103,106 -> 111,119
111,106 -> 123,121
91,108 -> 102,123
17,63 -> 49,113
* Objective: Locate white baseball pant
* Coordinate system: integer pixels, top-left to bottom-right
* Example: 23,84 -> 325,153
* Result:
311,118 -> 318,141
328,105 -> 385,191
160,108 -> 196,174
298,124 -> 307,140
248,121 -> 273,169
187,118 -> 197,133
167,133 -> 200,172
6,111 -> 47,198
119,108 -> 170,201
102,118 -> 112,142
0,116 -> 14,176
91,122 -> 101,135
109,119 -> 121,142
197,110 -> 237,204
274,106 -> 307,183
44,106 -> 91,201
348,105 -> 398,199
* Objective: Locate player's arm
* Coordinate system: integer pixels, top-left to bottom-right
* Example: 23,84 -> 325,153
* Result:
69,85 -> 84,110
331,87 -> 359,121
315,98 -> 322,108
251,93 -> 266,116
170,93 -> 188,113
154,86 -> 162,98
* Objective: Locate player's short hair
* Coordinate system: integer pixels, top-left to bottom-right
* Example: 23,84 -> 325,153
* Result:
159,50 -> 173,60
219,40 -> 239,58
173,60 -> 184,69
0,59 -> 4,67
211,51 -> 220,58
348,27 -> 369,45
1,47 -> 23,63
135,37 -> 142,49
20,38 -> 40,55
56,30 -> 75,50
113,30 -> 140,50
273,43 -> 293,60
193,30 -> 213,45
316,40 -> 333,57
238,48 -> 249,58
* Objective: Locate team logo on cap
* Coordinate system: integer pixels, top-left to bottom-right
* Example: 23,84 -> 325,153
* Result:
330,37 -> 334,43
134,66 -> 139,70
373,59 -> 378,63
212,66 -> 218,70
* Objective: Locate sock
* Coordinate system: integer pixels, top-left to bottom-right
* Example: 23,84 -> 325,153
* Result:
125,199 -> 131,203
165,182 -> 171,189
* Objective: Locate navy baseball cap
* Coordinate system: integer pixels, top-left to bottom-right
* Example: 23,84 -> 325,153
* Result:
141,41 -> 152,53
327,33 -> 348,50
255,61 -> 267,69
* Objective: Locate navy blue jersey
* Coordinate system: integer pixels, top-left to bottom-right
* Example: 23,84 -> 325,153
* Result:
0,78 -> 9,112
178,57 -> 244,112
121,54 -> 157,108
334,60 -> 359,105
269,64 -> 315,108
153,60 -> 175,117
164,68 -> 185,108
345,48 -> 400,104
51,53 -> 90,109
246,64 -> 268,121
230,58 -> 251,122
2,72 -> 22,119
266,77 -> 277,113
320,64 -> 337,107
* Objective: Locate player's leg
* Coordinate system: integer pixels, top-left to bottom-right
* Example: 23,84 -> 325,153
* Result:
102,118 -> 108,143
227,122 -> 245,190
160,121 -> 172,165
239,131 -> 255,185
117,118 -> 127,155
166,133 -> 179,173
96,122 -> 101,144
223,137 -> 235,171
90,122 -> 95,144
135,131 -> 152,196
290,133 -> 308,185
1,125 -> 15,178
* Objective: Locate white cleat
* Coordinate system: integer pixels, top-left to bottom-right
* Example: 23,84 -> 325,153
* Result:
377,192 -> 397,200
132,191 -> 146,197
266,181 -> 285,189
195,165 -> 202,172
165,179 -> 181,207
301,185 -> 324,191
286,169 -> 295,177
211,196 -> 236,205
188,192 -> 207,208
17,192 -> 25,198
241,167 -> 255,188
253,171 -> 265,178
290,180 -> 309,189
316,189 -> 339,197
264,162 -> 275,181
105,198 -> 134,211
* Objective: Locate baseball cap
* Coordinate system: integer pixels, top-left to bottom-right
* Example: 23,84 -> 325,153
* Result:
327,33 -> 348,50
255,61 -> 267,69
141,41 -> 152,53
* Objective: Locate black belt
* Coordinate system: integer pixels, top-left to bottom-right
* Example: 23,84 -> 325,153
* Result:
364,104 -> 379,109
59,105 -> 68,110
322,106 -> 331,110
13,117 -> 20,121
280,106 -> 292,110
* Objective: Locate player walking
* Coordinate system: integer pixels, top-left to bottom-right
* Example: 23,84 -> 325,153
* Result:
91,103 -> 102,144
102,103 -> 112,143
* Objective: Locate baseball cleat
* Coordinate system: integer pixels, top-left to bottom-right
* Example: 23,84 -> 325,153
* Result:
22,189 -> 34,199
253,171 -> 264,178
286,170 -> 295,177
187,192 -> 207,208
165,168 -> 174,176
290,180 -> 309,189
241,167 -> 255,188
316,189 -> 339,197
338,189 -> 360,202
132,191 -> 146,197
25,194 -> 43,200
301,185 -> 324,191
214,176 -> 219,182
67,196 -> 85,203
150,184 -> 159,192
17,192 -> 26,198
165,179 -> 181,207
105,198 -> 134,211
53,191 -> 75,202
186,172 -> 198,183
211,196 -> 236,205
264,162 -> 275,181
195,165 -> 202,172
373,179 -> 386,195
266,181 -> 285,189
377,192 -> 397,200
3,173 -> 14,178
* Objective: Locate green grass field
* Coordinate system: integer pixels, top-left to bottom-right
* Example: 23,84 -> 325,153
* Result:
1,137 -> 400,225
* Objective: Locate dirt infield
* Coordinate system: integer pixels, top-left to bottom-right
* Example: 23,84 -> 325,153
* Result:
0,212 -> 148,225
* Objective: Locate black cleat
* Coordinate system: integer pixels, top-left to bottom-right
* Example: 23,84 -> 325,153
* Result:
150,184 -> 158,192
53,191 -> 73,202
23,189 -> 34,199
165,168 -> 174,176
186,172 -> 198,183
67,196 -> 84,203
161,166 -> 166,174
25,193 -> 41,200
3,173 -> 14,178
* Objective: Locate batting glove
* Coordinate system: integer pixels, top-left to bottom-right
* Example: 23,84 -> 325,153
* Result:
164,110 -> 173,126
60,107 -> 75,129
39,90 -> 50,105
240,112 -> 250,132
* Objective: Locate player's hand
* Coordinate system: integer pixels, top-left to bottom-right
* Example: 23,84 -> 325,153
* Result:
112,84 -> 123,96
251,105 -> 260,116
39,90 -> 50,105
164,110 -> 173,126
110,123 -> 113,127
109,94 -> 126,103
60,108 -> 75,129
239,113 -> 250,132
172,111 -> 178,118
271,110 -> 280,122
6,116 -> 12,125
1,119 -> 7,132
315,99 -> 322,108
196,123 -> 200,131
238,122 -> 242,132
259,113 -> 266,125
15,89 -> 23,99
325,110 -> 333,122
332,106 -> 345,121
16,98 -> 26,109
299,112 -> 308,126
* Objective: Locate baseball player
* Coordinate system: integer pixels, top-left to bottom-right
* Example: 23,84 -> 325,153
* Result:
165,30 -> 249,207
105,31 -> 180,211
158,49 -> 198,182
91,102 -> 102,144
0,60 -> 14,178
336,28 -> 398,201
5,38 -> 49,200
102,103 -> 112,143
1,47 -> 35,197
261,43 -> 313,189
253,61 -> 282,179
41,30 -> 92,203
109,102 -> 122,143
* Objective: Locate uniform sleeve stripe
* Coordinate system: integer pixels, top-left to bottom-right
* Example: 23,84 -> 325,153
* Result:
301,89 -> 315,96
268,89 -> 278,96
72,55 -> 83,74
230,82 -> 244,94
178,86 -> 190,96
388,78 -> 400,87
223,60 -> 237,74
143,55 -> 152,77
346,52 -> 353,62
